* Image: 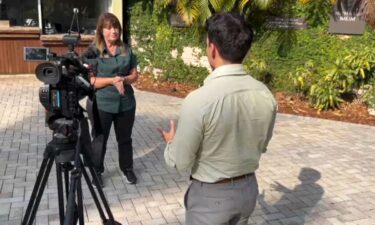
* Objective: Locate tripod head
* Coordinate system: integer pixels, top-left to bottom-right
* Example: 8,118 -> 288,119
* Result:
50,118 -> 78,142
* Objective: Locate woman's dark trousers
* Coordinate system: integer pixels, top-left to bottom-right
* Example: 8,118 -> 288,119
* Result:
91,108 -> 136,174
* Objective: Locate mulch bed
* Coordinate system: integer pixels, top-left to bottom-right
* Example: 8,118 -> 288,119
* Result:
134,74 -> 375,126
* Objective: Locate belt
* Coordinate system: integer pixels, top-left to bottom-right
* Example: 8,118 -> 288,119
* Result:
192,172 -> 254,184
216,172 -> 254,184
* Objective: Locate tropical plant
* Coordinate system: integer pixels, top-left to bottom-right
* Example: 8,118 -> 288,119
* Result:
298,0 -> 333,27
156,0 -> 274,26
308,58 -> 354,111
309,81 -> 344,111
246,58 -> 267,72
362,77 -> 375,109
289,60 -> 320,96
324,58 -> 356,93
275,29 -> 298,57
245,58 -> 273,87
344,44 -> 375,85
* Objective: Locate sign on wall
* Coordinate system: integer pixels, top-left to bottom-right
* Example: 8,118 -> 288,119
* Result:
328,0 -> 366,35
24,47 -> 49,61
267,17 -> 307,30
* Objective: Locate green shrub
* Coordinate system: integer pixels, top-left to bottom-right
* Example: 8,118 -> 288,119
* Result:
128,0 -> 375,111
344,44 -> 375,86
129,1 -> 208,85
288,44 -> 375,111
308,58 -> 353,111
309,81 -> 344,111
288,60 -> 320,96
301,0 -> 332,27
363,78 -> 375,109
244,58 -> 273,89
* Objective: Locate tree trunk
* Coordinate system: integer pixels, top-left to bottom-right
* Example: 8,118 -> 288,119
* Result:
362,0 -> 375,29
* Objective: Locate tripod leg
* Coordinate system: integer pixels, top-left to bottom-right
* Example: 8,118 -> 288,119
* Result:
85,162 -> 119,222
56,162 -> 65,225
64,173 -> 79,225
64,165 -> 70,198
77,117 -> 122,225
22,156 -> 54,225
80,162 -> 107,220
77,175 -> 85,225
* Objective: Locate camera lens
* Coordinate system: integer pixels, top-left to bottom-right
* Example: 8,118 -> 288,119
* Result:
35,63 -> 61,85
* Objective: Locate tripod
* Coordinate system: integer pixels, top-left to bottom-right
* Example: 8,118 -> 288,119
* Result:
21,117 -> 121,225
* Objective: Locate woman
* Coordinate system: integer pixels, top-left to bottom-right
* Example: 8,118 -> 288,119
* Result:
83,13 -> 138,187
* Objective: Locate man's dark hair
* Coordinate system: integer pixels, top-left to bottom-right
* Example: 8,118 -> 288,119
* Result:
205,13 -> 253,63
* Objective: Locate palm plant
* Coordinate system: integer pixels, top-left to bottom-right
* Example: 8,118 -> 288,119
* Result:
299,0 -> 332,27
156,0 -> 274,26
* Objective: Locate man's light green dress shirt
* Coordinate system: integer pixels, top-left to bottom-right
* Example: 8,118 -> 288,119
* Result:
164,64 -> 277,183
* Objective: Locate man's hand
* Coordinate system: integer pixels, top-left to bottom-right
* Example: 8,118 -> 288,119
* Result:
158,120 -> 176,144
112,76 -> 125,95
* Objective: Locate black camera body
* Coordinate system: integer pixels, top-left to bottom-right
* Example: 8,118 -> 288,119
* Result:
35,35 -> 92,124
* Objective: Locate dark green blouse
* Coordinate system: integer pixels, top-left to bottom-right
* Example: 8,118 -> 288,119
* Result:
83,44 -> 137,113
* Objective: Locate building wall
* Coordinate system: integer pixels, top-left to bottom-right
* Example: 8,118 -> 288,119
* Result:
0,0 -> 124,74
111,0 -> 123,29
0,29 -> 93,74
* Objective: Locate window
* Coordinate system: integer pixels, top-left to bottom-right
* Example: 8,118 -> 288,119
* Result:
0,0 -> 38,26
42,0 -> 110,34
0,0 -> 110,32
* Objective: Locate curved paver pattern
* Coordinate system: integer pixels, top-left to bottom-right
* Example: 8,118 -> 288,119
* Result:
0,75 -> 374,225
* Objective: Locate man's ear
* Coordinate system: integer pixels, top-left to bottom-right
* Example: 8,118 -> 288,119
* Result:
209,42 -> 216,59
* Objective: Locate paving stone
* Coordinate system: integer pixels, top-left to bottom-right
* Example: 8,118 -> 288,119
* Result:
1,75 -> 375,224
0,202 -> 10,216
8,206 -> 23,219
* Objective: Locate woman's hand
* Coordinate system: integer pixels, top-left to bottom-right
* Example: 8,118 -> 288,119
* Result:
112,76 -> 125,95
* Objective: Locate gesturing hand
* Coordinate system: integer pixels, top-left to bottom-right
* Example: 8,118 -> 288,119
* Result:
112,76 -> 125,95
158,120 -> 176,144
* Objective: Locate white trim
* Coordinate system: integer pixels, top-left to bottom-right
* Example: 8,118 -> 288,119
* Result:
108,0 -> 112,12
38,0 -> 42,30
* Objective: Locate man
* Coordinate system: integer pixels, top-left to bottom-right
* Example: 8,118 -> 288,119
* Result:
159,12 -> 277,225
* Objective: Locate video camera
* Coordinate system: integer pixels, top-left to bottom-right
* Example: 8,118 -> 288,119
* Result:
22,9 -> 122,225
35,35 -> 92,125
35,7 -> 92,125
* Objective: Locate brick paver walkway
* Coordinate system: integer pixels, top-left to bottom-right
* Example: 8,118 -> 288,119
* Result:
0,75 -> 375,225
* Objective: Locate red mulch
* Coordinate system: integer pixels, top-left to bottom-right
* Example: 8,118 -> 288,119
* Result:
134,74 -> 375,126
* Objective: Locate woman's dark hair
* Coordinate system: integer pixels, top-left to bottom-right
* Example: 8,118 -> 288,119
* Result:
205,13 -> 253,63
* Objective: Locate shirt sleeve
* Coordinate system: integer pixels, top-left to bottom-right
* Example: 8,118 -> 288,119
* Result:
262,98 -> 277,153
82,44 -> 99,59
81,45 -> 99,75
164,94 -> 204,171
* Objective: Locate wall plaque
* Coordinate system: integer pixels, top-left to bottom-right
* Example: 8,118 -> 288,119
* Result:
328,0 -> 365,35
267,17 -> 307,30
24,47 -> 49,61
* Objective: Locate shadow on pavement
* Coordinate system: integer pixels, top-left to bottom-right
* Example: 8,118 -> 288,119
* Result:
258,167 -> 324,225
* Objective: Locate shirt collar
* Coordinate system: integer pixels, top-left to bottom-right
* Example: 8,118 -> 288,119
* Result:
103,45 -> 121,57
204,64 -> 247,85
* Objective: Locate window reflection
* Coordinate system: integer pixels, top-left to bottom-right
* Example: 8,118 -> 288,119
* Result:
0,0 -> 109,33
42,0 -> 109,34
0,0 -> 38,26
